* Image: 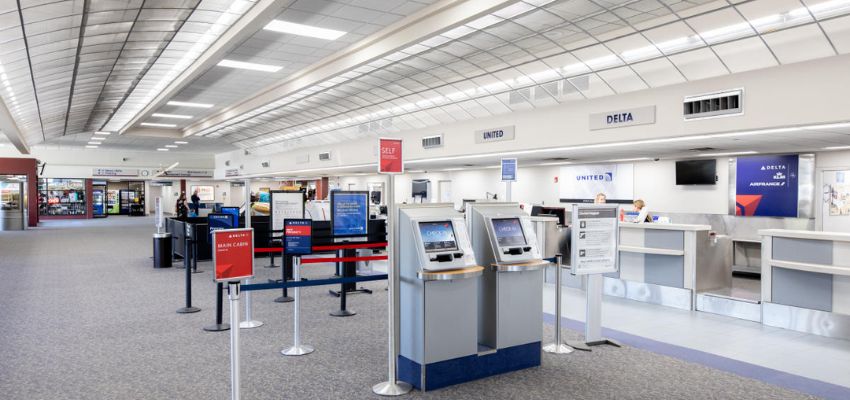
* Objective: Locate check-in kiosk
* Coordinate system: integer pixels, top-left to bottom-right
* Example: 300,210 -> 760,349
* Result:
468,203 -> 545,360
397,204 -> 483,391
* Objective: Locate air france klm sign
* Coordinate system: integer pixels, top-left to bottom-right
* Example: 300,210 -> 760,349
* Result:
590,106 -> 656,130
474,125 -> 515,144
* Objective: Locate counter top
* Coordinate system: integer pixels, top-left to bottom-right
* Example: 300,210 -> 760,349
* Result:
619,222 -> 711,231
759,229 -> 850,242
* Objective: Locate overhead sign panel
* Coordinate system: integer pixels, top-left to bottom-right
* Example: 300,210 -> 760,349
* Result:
378,138 -> 403,174
474,125 -> 515,144
735,154 -> 799,217
559,163 -> 634,204
93,168 -> 139,177
589,105 -> 656,130
213,228 -> 254,282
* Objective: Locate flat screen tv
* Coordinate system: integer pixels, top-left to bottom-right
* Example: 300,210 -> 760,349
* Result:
676,159 -> 716,185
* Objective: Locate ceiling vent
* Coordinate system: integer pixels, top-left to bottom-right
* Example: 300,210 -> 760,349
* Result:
544,157 -> 571,161
509,87 -> 531,105
261,161 -> 270,168
422,134 -> 443,149
688,147 -> 717,152
318,152 -> 332,161
684,89 -> 742,120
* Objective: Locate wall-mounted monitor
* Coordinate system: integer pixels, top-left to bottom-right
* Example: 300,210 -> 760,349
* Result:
418,221 -> 458,252
676,159 -> 716,185
491,218 -> 527,247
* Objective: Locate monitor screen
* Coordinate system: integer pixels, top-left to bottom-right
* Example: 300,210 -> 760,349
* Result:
676,159 -> 716,185
491,218 -> 527,247
419,221 -> 458,252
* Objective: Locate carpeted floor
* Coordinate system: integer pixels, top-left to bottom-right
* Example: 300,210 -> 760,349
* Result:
0,217 -> 818,399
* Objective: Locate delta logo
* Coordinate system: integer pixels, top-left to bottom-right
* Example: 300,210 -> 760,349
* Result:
576,172 -> 614,182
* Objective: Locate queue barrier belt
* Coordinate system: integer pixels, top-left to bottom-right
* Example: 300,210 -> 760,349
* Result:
241,274 -> 388,292
254,242 -> 388,254
301,255 -> 387,264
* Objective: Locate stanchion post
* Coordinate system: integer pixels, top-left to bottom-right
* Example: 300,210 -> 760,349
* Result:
282,256 -> 314,356
228,282 -> 242,400
204,282 -> 230,332
275,252 -> 293,303
372,173 -> 411,396
191,238 -> 203,273
543,254 -> 573,354
240,178 -> 263,329
177,238 -> 200,314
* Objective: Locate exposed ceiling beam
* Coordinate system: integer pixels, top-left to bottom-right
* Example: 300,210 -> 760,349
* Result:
113,0 -> 294,136
181,0 -> 521,138
0,98 -> 31,154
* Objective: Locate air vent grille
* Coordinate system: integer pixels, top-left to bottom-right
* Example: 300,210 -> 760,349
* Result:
684,89 -> 742,120
318,152 -> 331,161
422,134 -> 442,149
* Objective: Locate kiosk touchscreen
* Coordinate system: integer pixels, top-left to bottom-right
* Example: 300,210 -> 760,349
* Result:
412,218 -> 476,271
485,215 -> 541,264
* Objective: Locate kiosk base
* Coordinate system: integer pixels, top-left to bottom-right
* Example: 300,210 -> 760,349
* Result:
398,341 -> 541,392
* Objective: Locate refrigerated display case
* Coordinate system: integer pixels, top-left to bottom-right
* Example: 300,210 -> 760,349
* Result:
92,189 -> 106,217
39,178 -> 87,216
107,190 -> 120,215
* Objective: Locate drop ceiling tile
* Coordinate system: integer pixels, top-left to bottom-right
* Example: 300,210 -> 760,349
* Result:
762,23 -> 835,64
668,47 -> 727,80
712,36 -> 777,73
630,57 -> 686,87
819,14 -> 850,54
597,66 -> 648,93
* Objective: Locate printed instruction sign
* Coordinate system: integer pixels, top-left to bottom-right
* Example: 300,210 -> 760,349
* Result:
331,191 -> 369,237
270,191 -> 304,236
379,138 -> 403,174
501,158 -> 517,182
213,228 -> 254,282
570,204 -> 618,275
284,219 -> 313,255
208,213 -> 236,240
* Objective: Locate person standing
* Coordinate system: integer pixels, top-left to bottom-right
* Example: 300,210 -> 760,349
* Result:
631,199 -> 652,223
594,193 -> 607,204
190,189 -> 200,216
175,193 -> 188,219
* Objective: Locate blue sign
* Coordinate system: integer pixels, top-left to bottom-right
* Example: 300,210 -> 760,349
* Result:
220,207 -> 240,226
208,213 -> 236,240
735,154 -> 799,217
501,158 -> 517,182
331,191 -> 369,237
284,219 -> 312,255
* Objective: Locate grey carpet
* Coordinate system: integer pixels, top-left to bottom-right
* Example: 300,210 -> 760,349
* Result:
0,217 -> 817,400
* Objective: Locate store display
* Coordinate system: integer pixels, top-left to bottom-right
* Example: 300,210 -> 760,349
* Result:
39,178 -> 87,216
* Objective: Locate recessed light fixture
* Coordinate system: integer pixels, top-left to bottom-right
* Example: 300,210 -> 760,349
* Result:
90,137 -> 106,141
217,59 -> 282,73
165,145 -> 178,148
157,148 -> 169,152
264,20 -> 347,40
698,151 -> 758,157
167,101 -> 214,108
152,113 -> 192,119
94,131 -> 111,135
141,122 -> 177,128
174,141 -> 188,144
85,145 -> 98,149
823,145 -> 850,150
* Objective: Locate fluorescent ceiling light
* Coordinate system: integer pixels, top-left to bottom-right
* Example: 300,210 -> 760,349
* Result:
608,157 -> 654,162
175,141 -> 188,144
141,122 -> 177,128
94,131 -> 111,135
90,137 -> 106,141
157,148 -> 169,152
264,20 -> 346,40
823,145 -> 850,150
85,145 -> 98,149
697,151 -> 758,157
165,145 -> 178,148
217,59 -> 282,73
167,101 -> 214,108
87,141 -> 100,145
152,113 -> 192,119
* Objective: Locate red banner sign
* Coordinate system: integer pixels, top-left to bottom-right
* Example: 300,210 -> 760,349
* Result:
378,138 -> 403,174
213,228 -> 254,282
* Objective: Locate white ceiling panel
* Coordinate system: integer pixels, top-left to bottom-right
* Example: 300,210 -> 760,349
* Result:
712,36 -> 778,73
629,57 -> 686,86
762,23 -> 836,64
819,14 -> 850,54
668,47 -> 727,80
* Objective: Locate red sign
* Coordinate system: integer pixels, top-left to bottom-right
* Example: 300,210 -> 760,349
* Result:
378,138 -> 403,174
213,228 -> 254,282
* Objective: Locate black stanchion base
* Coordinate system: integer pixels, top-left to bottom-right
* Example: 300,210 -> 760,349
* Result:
175,265 -> 185,269
191,269 -> 204,274
328,288 -> 373,297
274,296 -> 294,303
329,309 -> 356,317
177,307 -> 201,314
264,264 -> 280,269
203,323 -> 230,332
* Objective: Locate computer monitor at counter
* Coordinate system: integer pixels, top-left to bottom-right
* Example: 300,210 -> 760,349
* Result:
530,206 -> 567,226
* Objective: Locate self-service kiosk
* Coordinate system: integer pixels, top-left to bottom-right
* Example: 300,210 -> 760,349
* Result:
397,204 -> 483,391
468,203 -> 546,362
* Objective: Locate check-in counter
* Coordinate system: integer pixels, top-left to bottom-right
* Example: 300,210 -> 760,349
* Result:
759,229 -> 850,339
604,223 -> 731,310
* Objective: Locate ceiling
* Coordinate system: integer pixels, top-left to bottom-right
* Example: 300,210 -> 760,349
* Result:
1,0 -> 849,157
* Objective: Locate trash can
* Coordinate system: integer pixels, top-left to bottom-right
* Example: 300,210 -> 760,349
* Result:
153,232 -> 173,268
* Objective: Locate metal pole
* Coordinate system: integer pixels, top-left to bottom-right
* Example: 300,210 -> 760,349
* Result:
372,174 -> 412,396
177,238 -> 200,314
240,178 -> 263,329
204,282 -> 230,331
505,180 -> 512,202
282,256 -> 314,356
228,283 -> 241,400
543,254 -> 573,354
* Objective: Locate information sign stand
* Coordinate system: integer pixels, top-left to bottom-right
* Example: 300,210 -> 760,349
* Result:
240,179 -> 262,329
543,254 -> 574,354
501,158 -> 517,202
213,228 -> 254,400
565,204 -> 621,350
372,137 -> 412,396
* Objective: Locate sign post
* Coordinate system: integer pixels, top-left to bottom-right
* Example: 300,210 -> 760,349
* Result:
567,204 -> 621,351
205,213 -> 237,332
155,197 -> 163,234
282,219 -> 314,356
213,228 -> 254,400
501,158 -> 517,202
240,178 -> 262,329
373,138 -> 412,396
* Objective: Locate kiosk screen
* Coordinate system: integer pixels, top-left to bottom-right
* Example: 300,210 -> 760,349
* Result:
492,218 -> 527,246
419,221 -> 458,252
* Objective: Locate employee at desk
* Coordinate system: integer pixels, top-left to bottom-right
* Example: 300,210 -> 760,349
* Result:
626,199 -> 652,223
